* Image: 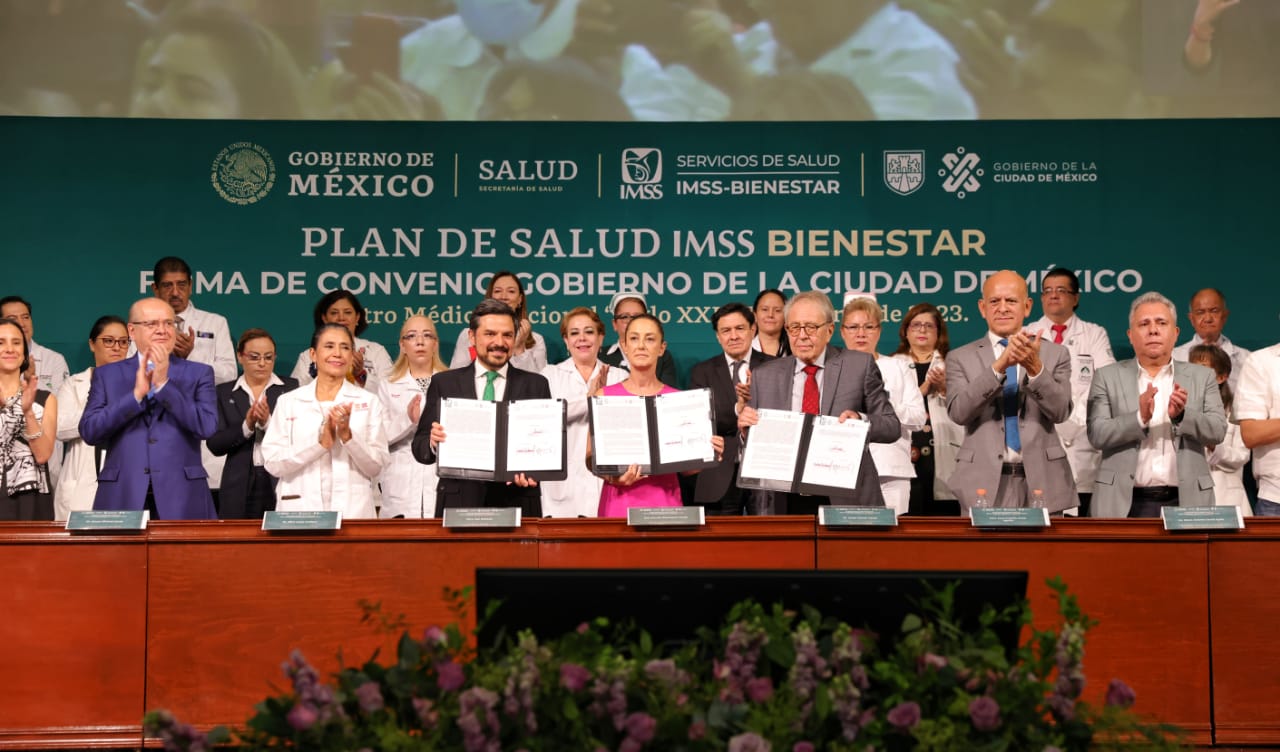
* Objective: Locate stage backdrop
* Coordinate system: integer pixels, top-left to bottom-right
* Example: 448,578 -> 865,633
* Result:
1,116 -> 1275,378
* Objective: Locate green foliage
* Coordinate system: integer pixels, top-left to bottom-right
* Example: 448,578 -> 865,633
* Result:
144,580 -> 1186,751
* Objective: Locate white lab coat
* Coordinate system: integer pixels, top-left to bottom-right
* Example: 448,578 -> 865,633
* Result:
1034,315 -> 1116,498
375,373 -> 438,518
1209,421 -> 1251,517
539,358 -> 627,517
262,380 -> 390,518
890,352 -> 961,500
53,368 -> 95,519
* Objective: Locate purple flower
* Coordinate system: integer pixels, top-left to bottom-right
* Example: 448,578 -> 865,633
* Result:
354,681 -> 384,713
1106,678 -> 1136,708
746,676 -> 774,703
1047,693 -> 1075,721
969,696 -> 1001,731
619,739 -> 643,752
624,712 -> 657,743
793,743 -> 815,752
560,662 -> 591,692
688,720 -> 706,740
286,701 -> 319,731
644,658 -> 688,686
887,701 -> 922,730
423,625 -> 447,645
437,660 -> 466,691
577,622 -> 590,634
413,697 -> 438,728
728,732 -> 772,752
920,652 -> 948,672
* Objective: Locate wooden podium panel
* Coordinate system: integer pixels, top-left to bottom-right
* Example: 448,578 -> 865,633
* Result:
1208,520 -> 1280,745
0,525 -> 147,749
535,517 -> 815,570
817,518 -> 1213,745
144,520 -> 538,729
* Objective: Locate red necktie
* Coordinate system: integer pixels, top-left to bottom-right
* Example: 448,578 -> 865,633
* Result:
1051,324 -> 1067,345
802,364 -> 820,415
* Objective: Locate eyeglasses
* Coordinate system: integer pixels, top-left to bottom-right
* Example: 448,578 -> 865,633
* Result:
908,322 -> 937,332
785,323 -> 828,337
95,336 -> 130,349
1041,286 -> 1077,296
241,353 -> 276,363
842,324 -> 880,333
130,319 -> 176,330
613,313 -> 643,322
400,333 -> 438,343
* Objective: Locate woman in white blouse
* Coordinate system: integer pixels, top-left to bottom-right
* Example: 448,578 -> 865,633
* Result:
266,324 -> 390,518
449,270 -> 546,372
841,296 -> 927,516
540,307 -> 627,517
54,316 -> 131,519
1189,344 -> 1251,517
376,315 -> 447,519
291,290 -> 393,391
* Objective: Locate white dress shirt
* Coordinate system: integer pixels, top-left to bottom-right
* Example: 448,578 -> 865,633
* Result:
1234,344 -> 1280,501
1135,361 -> 1179,488
1173,333 -> 1250,391
987,331 -> 1049,464
472,360 -> 510,401
790,350 -> 828,412
870,355 -> 926,483
232,373 -> 285,467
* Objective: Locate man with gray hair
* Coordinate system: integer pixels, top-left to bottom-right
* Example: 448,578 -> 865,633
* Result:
1087,291 -> 1226,517
1172,288 -> 1250,391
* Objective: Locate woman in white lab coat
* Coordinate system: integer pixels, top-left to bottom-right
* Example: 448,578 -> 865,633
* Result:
265,324 -> 390,518
540,307 -> 627,517
1189,345 -> 1251,517
840,297 -> 927,516
376,315 -> 448,518
54,315 -> 130,519
290,289 -> 393,391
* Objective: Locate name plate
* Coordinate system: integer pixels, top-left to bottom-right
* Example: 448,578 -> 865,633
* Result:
1161,506 -> 1244,531
65,510 -> 149,531
971,508 -> 1050,528
443,507 -> 522,529
262,511 -> 342,531
819,506 -> 898,527
627,506 -> 705,527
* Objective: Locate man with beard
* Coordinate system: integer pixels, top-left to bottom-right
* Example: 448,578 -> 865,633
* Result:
412,298 -> 551,517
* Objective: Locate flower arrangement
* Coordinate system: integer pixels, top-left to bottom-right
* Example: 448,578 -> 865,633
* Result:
145,578 -> 1182,751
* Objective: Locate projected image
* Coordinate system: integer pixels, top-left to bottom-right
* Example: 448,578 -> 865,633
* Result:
0,0 -> 1276,121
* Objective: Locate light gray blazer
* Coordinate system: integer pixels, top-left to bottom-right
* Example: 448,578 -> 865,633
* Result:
945,337 -> 1078,511
1086,359 -> 1226,517
747,346 -> 901,507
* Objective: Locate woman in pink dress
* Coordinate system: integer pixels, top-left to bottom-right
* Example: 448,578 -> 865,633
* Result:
591,314 -> 723,517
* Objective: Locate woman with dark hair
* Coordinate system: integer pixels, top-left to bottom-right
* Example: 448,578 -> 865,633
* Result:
0,317 -> 57,520
264,323 -> 389,518
54,315 -> 128,519
291,289 -> 393,391
206,328 -> 298,519
890,303 -> 961,516
449,271 -> 547,372
130,5 -> 305,119
751,289 -> 790,357
1190,344 -> 1251,517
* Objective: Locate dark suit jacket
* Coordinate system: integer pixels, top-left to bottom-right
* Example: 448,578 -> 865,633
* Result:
688,350 -> 773,503
747,346 -> 900,508
411,364 -> 551,517
80,356 -> 218,520
206,377 -> 299,518
600,346 -> 680,388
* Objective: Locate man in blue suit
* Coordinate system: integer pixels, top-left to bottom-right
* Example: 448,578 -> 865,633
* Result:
80,297 -> 218,519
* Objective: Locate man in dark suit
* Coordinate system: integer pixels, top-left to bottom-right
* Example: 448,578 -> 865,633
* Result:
206,328 -> 298,519
738,291 -> 900,514
599,292 -> 680,387
412,299 -> 551,517
688,302 -> 773,515
946,269 -> 1078,513
80,297 -> 218,520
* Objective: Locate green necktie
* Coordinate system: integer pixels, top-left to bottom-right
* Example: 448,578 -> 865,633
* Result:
482,370 -> 498,401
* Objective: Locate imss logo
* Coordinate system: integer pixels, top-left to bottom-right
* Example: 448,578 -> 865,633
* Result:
620,148 -> 663,200
210,142 -> 275,205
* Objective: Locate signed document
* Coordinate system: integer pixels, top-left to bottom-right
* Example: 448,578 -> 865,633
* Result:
590,395 -> 651,469
653,389 -> 714,466
438,398 -> 497,473
505,399 -> 565,473
799,415 -> 867,492
739,408 -> 806,490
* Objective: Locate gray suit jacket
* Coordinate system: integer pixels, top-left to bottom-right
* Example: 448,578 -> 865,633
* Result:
945,336 -> 1078,511
746,346 -> 900,507
1086,359 -> 1226,517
